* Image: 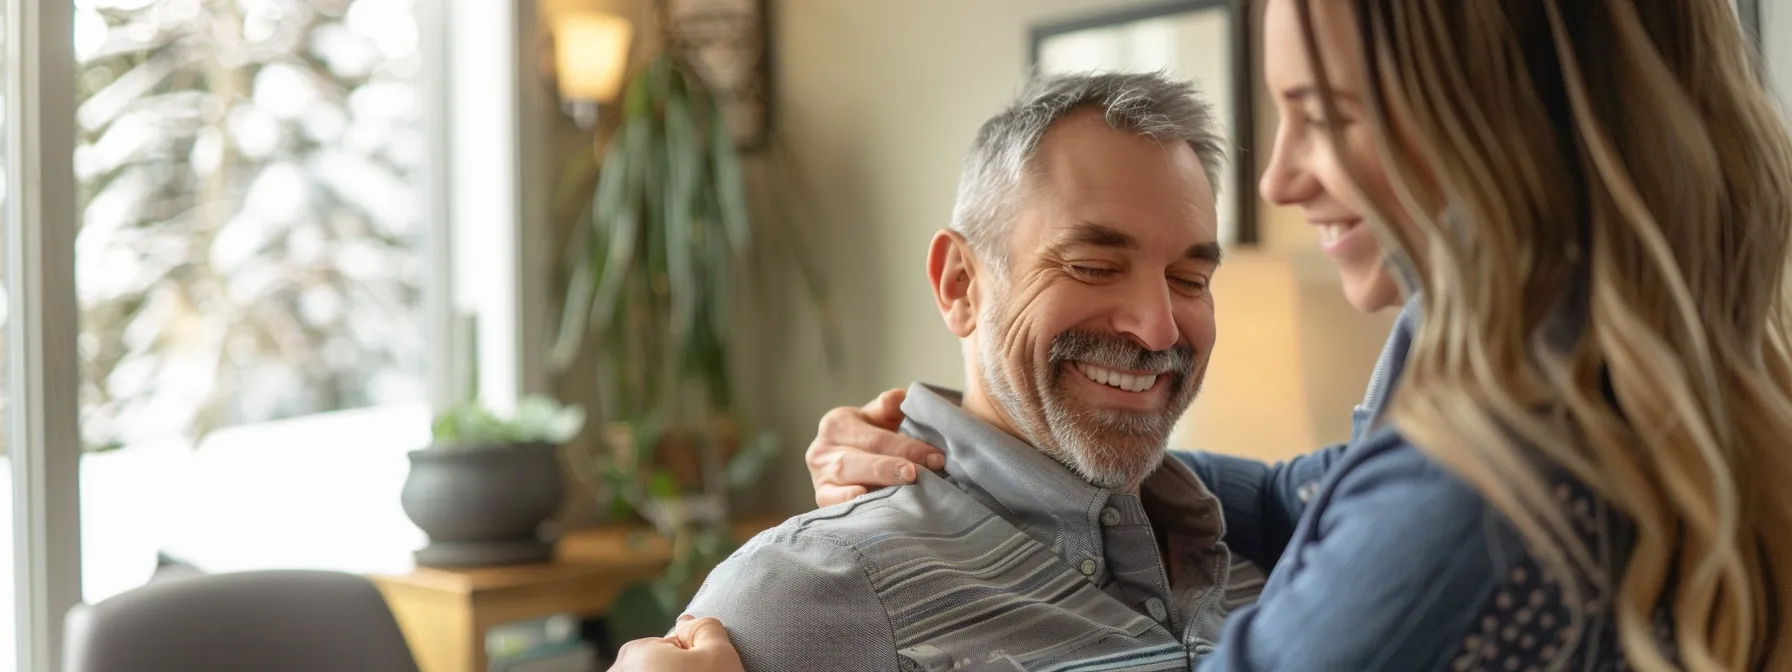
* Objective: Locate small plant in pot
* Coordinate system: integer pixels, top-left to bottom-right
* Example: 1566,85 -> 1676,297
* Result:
401,396 -> 586,567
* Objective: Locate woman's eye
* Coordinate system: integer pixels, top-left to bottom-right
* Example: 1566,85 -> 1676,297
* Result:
1304,113 -> 1353,130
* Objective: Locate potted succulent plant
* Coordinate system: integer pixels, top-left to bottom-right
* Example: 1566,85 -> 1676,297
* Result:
401,396 -> 587,567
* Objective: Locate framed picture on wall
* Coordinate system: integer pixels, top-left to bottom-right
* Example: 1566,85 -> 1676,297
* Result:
1736,0 -> 1762,47
667,0 -> 770,150
1030,0 -> 1257,246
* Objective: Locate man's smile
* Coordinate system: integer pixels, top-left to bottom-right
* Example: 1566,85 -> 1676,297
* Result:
1067,361 -> 1173,411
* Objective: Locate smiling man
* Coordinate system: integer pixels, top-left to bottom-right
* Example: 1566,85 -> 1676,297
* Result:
681,72 -> 1234,671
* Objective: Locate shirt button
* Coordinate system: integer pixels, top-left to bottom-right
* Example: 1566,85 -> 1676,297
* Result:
1146,597 -> 1168,622
1079,558 -> 1097,575
1100,507 -> 1121,526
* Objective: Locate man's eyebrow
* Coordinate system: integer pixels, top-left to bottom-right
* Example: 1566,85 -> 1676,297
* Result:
1185,241 -> 1223,265
1060,222 -> 1138,250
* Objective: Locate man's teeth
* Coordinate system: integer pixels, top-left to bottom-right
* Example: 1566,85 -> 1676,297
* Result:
1076,363 -> 1158,393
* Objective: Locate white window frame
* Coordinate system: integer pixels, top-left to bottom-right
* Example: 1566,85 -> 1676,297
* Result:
447,0 -> 552,412
7,0 -> 81,668
0,0 -> 551,666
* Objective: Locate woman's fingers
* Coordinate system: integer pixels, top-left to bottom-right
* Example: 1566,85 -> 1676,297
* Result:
675,616 -> 733,651
871,429 -> 946,470
861,388 -> 909,427
804,389 -> 947,508
812,450 -> 917,489
813,406 -> 943,464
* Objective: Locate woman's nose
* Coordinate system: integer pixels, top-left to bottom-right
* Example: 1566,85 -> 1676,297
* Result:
1259,124 -> 1314,207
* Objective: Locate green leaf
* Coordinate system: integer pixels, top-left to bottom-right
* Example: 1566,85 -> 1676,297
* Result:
550,134 -> 601,222
548,249 -> 597,372
663,88 -> 702,352
623,65 -> 651,118
724,432 -> 782,489
587,119 -> 650,337
606,580 -> 680,643
609,493 -> 636,521
632,413 -> 666,472
648,469 -> 681,499
430,397 -> 586,446
709,97 -> 751,256
513,395 -> 588,443
693,527 -> 738,564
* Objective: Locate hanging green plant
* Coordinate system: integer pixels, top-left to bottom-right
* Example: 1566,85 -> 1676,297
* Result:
549,42 -> 834,643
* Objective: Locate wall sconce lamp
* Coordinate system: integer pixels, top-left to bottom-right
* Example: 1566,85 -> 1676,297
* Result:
553,10 -> 634,129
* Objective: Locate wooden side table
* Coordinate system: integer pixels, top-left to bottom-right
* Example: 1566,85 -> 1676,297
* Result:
372,520 -> 774,672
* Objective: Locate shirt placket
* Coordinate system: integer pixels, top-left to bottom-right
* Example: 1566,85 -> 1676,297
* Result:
1173,537 -> 1229,657
1094,494 -> 1183,637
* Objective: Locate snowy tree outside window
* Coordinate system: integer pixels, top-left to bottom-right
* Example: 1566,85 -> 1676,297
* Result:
68,0 -> 426,453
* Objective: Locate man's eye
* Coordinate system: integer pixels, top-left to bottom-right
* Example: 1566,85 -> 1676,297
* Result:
1173,277 -> 1209,292
1069,265 -> 1118,279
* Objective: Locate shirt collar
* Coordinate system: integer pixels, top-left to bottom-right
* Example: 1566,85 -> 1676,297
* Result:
897,383 -> 1225,566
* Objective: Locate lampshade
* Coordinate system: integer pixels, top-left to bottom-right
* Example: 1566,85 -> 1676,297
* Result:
554,11 -> 633,104
1172,251 -> 1315,460
1169,248 -> 1401,461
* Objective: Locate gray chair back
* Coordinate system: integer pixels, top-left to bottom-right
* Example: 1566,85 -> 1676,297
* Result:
64,569 -> 420,672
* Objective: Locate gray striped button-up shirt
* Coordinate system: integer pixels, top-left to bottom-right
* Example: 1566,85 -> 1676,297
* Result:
684,383 -> 1239,671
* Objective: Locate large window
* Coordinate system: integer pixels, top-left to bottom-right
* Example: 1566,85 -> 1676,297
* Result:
1,0 -> 544,666
72,0 -> 428,452
69,0 -> 432,609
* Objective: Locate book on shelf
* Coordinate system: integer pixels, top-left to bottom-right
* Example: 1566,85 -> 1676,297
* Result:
487,614 -> 599,672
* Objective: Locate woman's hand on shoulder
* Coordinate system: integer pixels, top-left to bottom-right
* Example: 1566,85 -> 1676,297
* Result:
806,388 -> 947,508
610,616 -> 744,672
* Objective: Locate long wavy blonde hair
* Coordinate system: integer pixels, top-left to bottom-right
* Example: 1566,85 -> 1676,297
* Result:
1294,0 -> 1792,669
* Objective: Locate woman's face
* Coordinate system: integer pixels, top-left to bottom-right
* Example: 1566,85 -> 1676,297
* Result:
1258,0 -> 1415,313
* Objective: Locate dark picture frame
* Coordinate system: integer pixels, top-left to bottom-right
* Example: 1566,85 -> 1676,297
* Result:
667,0 -> 772,151
1737,0 -> 1763,48
1029,0 -> 1258,246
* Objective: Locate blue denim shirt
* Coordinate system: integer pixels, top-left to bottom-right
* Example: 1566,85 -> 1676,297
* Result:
1179,299 -> 1645,670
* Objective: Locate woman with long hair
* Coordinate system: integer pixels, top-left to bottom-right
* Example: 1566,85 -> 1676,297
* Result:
614,0 -> 1792,668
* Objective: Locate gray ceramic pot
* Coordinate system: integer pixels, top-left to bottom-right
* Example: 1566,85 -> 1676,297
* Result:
400,441 -> 565,567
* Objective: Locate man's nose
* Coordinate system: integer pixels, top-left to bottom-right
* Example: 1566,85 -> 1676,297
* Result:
1110,278 -> 1179,353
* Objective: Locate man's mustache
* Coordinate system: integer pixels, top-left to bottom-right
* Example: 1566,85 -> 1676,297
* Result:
1046,329 -> 1195,377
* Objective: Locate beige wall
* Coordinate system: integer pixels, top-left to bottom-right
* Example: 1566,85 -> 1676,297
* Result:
759,1 -> 1397,477
544,0 -> 1401,515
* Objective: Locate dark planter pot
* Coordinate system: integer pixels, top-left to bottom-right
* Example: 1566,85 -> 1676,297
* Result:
400,441 -> 566,567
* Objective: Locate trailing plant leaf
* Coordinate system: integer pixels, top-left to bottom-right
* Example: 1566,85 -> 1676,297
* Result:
710,96 -> 751,256
606,579 -> 680,644
663,85 -> 701,355
724,431 -> 782,490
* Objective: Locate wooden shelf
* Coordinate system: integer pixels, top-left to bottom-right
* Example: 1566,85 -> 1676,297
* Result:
372,518 -> 776,672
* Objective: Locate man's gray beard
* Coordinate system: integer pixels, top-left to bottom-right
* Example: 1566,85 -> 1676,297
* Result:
976,305 -> 1199,491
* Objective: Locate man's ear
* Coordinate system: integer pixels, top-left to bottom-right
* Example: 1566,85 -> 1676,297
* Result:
927,230 -> 980,338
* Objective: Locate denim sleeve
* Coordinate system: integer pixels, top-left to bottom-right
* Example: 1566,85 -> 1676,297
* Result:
1195,439 -> 1509,671
1172,444 -> 1347,569
682,530 -> 900,672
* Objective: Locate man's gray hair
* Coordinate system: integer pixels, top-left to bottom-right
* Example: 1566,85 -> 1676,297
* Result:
949,71 -> 1227,269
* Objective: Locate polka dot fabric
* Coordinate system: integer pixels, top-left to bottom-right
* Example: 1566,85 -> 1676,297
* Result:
1446,480 -> 1677,671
